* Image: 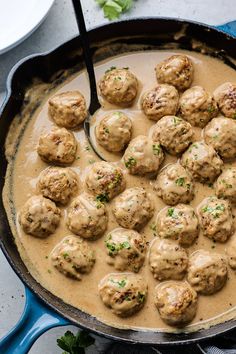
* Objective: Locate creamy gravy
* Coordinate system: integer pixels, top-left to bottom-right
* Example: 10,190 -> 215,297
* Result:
3,50 -> 236,333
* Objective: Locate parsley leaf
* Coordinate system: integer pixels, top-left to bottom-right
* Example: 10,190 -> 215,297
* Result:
96,0 -> 134,21
57,330 -> 94,354
125,157 -> 137,168
96,193 -> 109,203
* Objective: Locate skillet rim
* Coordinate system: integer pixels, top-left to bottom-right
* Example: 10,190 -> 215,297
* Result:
0,16 -> 236,346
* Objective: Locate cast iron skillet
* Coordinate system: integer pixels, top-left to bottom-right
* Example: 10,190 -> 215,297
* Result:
0,17 -> 236,353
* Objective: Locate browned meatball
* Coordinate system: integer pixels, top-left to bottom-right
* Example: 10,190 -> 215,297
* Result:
154,281 -> 198,327
149,238 -> 188,281
19,196 -> 61,238
98,273 -> 147,317
123,135 -> 164,176
179,86 -> 218,127
152,115 -> 194,155
48,91 -> 87,129
156,55 -> 194,91
156,204 -> 199,247
155,163 -> 195,205
197,196 -> 234,242
66,193 -> 108,239
181,141 -> 223,183
99,68 -> 138,106
226,235 -> 236,269
112,187 -> 154,230
187,250 -> 228,295
95,111 -> 132,152
37,167 -> 79,204
50,235 -> 95,279
37,127 -> 77,165
105,228 -> 146,272
215,168 -> 236,204
85,162 -> 126,201
141,84 -> 179,121
213,82 -> 236,119
204,117 -> 236,160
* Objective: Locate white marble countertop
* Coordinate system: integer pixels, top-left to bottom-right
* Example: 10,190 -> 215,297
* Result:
0,0 -> 235,352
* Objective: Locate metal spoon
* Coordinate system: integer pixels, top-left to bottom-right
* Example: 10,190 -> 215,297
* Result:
71,0 -> 105,161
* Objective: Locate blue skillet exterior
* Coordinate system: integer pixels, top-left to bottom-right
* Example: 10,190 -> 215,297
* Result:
0,18 -> 236,352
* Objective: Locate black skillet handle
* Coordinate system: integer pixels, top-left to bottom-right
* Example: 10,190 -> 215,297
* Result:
71,0 -> 101,114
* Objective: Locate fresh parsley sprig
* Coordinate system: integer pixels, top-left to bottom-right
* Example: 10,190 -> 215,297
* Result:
96,0 -> 134,20
57,330 -> 95,354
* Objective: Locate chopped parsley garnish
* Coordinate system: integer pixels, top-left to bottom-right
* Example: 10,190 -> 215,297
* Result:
105,66 -> 116,73
63,253 -> 69,259
149,222 -> 157,232
125,157 -> 137,168
104,127 -> 109,134
108,171 -> 122,189
137,292 -> 146,303
167,207 -> 175,217
110,278 -> 127,288
152,144 -> 161,155
175,177 -> 185,187
57,330 -> 94,354
202,204 -> 225,218
106,240 -> 131,255
207,105 -> 216,113
96,193 -> 109,203
173,116 -> 182,125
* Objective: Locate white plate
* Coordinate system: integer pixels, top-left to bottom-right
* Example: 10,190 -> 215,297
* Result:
0,0 -> 55,54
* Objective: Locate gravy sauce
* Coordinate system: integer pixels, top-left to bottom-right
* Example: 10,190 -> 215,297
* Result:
3,50 -> 236,332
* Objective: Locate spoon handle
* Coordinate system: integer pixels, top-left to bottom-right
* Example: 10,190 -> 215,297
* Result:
71,0 -> 101,114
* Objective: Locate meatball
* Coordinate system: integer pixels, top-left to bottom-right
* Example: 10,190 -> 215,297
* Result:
197,196 -> 234,242
187,250 -> 228,295
204,117 -> 236,160
66,193 -> 108,239
19,196 -> 61,237
85,162 -> 126,201
215,168 -> 236,204
156,54 -> 194,91
226,235 -> 236,269
152,115 -> 194,155
123,135 -> 164,176
154,281 -> 198,327
149,238 -> 188,281
95,111 -> 132,152
112,187 -> 154,230
37,127 -> 77,165
37,167 -> 79,205
99,68 -> 138,106
48,91 -> 87,129
181,141 -> 223,183
50,235 -> 95,279
98,273 -> 147,317
179,86 -> 218,128
213,82 -> 236,119
105,228 -> 146,272
141,84 -> 179,121
156,204 -> 199,247
155,163 -> 194,205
